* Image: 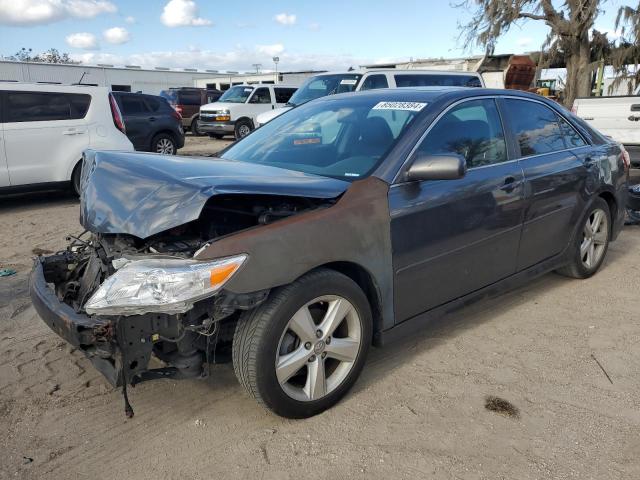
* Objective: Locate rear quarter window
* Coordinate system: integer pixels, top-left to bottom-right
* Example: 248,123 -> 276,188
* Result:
6,91 -> 91,122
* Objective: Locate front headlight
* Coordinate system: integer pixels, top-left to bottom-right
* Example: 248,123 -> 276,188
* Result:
84,254 -> 247,316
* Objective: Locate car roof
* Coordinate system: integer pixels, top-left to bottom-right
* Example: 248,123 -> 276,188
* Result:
312,69 -> 482,77
0,82 -> 109,94
317,86 -> 559,105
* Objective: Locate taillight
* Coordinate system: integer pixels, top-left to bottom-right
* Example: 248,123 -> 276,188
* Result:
109,93 -> 126,134
571,104 -> 578,114
175,104 -> 183,115
171,109 -> 182,121
620,144 -> 631,170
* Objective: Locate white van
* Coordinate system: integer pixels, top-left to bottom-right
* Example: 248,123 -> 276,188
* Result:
255,69 -> 485,127
198,84 -> 298,140
0,83 -> 133,195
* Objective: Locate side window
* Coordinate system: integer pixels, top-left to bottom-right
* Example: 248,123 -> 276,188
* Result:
503,99 -> 566,156
250,87 -> 272,104
119,96 -> 149,115
6,92 -> 91,122
144,96 -> 162,112
180,91 -> 202,106
558,115 -> 587,148
360,74 -> 389,91
415,98 -> 507,169
274,87 -> 295,104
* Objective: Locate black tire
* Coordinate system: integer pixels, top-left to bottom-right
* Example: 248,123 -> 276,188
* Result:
234,119 -> 253,140
627,208 -> 640,224
151,133 -> 177,155
71,161 -> 82,196
208,133 -> 225,139
232,269 -> 372,418
191,118 -> 203,136
557,197 -> 611,279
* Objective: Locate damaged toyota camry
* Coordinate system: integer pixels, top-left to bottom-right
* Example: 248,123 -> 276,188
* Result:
30,88 -> 628,418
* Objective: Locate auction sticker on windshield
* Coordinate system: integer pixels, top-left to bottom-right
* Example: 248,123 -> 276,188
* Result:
340,79 -> 358,85
372,101 -> 427,112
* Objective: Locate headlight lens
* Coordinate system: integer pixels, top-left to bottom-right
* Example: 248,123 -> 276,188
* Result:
84,254 -> 247,316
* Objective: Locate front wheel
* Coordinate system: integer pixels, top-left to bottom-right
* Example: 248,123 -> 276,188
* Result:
191,118 -> 203,136
557,197 -> 611,279
234,120 -> 253,140
232,269 -> 372,418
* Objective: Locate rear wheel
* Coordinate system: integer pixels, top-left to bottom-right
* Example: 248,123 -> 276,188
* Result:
71,162 -> 82,196
232,269 -> 372,418
234,119 -> 253,140
152,133 -> 177,155
557,197 -> 611,278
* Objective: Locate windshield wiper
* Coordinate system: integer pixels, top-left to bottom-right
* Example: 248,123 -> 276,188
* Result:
285,101 -> 297,107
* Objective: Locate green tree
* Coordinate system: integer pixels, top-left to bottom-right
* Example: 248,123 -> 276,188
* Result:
457,0 -> 616,106
8,48 -> 78,64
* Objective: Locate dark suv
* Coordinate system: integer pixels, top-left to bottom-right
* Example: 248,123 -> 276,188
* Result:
159,87 -> 222,136
112,92 -> 185,155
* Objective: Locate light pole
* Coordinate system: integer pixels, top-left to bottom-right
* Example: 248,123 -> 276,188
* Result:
273,56 -> 280,84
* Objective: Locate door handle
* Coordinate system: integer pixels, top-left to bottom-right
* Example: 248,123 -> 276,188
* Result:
62,129 -> 77,135
149,117 -> 156,122
500,176 -> 518,193
631,104 -> 640,112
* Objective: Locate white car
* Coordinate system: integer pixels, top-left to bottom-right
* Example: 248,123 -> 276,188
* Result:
573,85 -> 640,167
0,83 -> 133,195
255,69 -> 485,127
198,84 -> 298,140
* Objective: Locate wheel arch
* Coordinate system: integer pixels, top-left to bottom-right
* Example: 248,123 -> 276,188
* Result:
597,190 -> 617,237
311,261 -> 384,339
235,116 -> 254,129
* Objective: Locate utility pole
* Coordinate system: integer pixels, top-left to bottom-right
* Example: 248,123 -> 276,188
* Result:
273,56 -> 280,84
252,63 -> 262,74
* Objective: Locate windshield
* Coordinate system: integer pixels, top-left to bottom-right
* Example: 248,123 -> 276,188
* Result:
220,95 -> 425,180
218,86 -> 254,103
287,74 -> 363,106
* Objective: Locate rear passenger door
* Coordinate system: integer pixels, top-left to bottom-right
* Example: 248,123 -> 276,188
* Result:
117,94 -> 153,150
3,90 -> 90,186
500,98 -> 588,270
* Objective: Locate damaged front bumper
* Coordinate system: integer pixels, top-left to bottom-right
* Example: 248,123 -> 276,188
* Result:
30,258 -> 120,386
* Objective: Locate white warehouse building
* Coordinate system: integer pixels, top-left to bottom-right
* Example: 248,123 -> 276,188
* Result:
0,60 -> 319,94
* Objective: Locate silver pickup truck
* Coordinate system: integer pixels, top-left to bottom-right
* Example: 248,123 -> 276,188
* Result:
573,86 -> 640,167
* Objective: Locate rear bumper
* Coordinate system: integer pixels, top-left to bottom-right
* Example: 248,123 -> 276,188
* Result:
29,259 -> 120,386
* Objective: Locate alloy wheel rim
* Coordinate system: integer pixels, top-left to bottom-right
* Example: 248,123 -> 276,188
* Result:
275,295 -> 362,402
156,138 -> 174,154
581,208 -> 608,269
238,125 -> 251,137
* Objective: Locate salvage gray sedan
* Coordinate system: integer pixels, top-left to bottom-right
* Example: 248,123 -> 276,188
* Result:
30,88 -> 629,418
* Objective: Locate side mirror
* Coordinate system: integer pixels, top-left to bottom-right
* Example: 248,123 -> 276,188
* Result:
405,153 -> 467,182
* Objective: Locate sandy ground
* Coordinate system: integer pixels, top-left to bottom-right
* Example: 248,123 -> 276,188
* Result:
1,144 -> 639,480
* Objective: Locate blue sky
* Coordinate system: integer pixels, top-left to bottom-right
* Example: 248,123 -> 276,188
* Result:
0,0 -> 626,72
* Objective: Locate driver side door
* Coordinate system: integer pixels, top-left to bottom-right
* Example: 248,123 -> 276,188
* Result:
389,98 -> 526,322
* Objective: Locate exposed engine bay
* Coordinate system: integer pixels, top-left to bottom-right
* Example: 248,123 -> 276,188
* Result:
35,193 -> 334,416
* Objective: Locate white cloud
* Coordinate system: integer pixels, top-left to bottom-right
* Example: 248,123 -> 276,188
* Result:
256,44 -> 285,57
308,22 -> 321,31
0,0 -> 116,26
103,26 -> 130,44
274,13 -> 296,26
161,0 -> 211,27
516,37 -> 533,48
71,46 -> 368,72
66,32 -> 99,50
124,15 -> 135,24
